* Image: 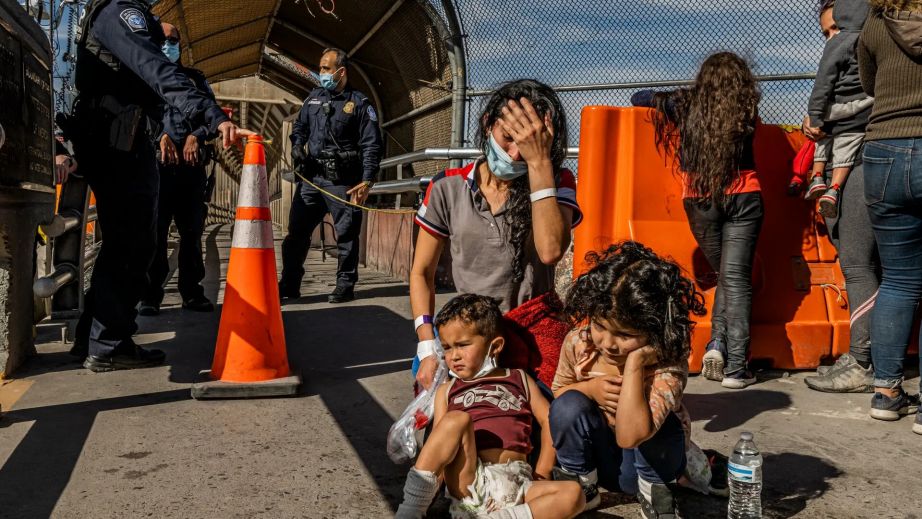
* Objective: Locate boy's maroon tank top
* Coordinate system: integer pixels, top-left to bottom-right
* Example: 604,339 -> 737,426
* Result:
446,369 -> 533,454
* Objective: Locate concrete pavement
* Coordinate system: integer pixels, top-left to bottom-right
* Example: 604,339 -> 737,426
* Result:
0,224 -> 919,518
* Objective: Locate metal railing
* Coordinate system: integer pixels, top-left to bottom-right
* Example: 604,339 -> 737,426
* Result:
32,176 -> 99,321
371,146 -> 580,202
33,242 -> 99,298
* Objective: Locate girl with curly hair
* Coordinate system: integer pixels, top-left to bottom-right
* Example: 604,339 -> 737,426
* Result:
410,80 -> 582,389
548,241 -> 706,517
631,51 -> 763,389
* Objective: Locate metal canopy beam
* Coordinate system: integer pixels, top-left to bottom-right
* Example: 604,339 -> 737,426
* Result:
348,0 -> 405,57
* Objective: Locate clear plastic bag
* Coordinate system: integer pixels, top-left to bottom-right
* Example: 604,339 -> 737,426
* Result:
387,341 -> 448,464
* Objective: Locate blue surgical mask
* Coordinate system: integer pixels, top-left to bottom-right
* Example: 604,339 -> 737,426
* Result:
311,69 -> 342,92
161,42 -> 180,63
485,134 -> 528,181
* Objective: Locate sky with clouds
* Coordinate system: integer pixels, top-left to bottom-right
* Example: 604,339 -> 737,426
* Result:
455,0 -> 825,139
26,0 -> 825,144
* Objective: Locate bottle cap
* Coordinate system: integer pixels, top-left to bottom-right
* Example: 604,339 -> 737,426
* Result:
740,431 -> 754,441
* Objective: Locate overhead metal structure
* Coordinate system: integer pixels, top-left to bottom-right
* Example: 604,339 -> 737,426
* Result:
153,0 -> 466,179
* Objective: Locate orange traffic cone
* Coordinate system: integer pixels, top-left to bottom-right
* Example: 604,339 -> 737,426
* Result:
191,135 -> 301,399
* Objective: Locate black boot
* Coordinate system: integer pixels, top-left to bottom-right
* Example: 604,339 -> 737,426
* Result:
182,295 -> 214,312
83,341 -> 167,372
327,286 -> 355,304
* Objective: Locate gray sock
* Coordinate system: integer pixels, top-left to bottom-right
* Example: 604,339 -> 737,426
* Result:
395,468 -> 440,519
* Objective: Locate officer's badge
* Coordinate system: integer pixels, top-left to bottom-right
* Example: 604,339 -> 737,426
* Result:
120,8 -> 148,32
367,106 -> 378,122
343,101 -> 355,114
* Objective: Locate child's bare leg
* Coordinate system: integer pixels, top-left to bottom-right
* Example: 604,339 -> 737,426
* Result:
416,410 -> 478,498
521,480 -> 585,519
829,165 -> 850,188
811,160 -> 826,178
396,411 -> 478,519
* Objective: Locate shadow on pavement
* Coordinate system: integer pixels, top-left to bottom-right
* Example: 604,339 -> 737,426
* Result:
284,305 -> 417,510
684,388 -> 793,432
280,284 -> 410,306
679,452 -> 841,518
0,389 -> 190,519
3,299 -> 416,517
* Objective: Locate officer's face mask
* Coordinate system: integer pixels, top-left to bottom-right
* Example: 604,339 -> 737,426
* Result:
312,67 -> 344,92
485,133 -> 528,181
161,41 -> 180,63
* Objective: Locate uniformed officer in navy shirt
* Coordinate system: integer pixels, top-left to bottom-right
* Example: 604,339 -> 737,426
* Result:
139,22 -> 219,317
279,47 -> 383,303
67,0 -> 250,372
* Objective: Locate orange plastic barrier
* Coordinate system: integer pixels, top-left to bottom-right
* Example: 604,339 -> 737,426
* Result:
192,135 -> 300,398
573,107 -> 851,372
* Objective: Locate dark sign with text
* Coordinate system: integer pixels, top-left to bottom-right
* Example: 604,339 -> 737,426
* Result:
0,3 -> 53,190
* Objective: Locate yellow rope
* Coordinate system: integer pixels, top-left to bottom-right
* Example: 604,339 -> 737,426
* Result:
292,169 -> 419,215
247,137 -> 418,215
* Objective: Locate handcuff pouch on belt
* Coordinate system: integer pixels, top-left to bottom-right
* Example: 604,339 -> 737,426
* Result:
303,149 -> 362,185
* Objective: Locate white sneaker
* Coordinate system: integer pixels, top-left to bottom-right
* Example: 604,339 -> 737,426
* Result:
702,348 -> 725,382
721,371 -> 757,389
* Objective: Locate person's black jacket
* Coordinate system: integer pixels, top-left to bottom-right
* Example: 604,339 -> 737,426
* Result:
808,0 -> 872,135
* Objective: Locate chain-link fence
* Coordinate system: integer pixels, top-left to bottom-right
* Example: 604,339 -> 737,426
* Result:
451,0 -> 825,152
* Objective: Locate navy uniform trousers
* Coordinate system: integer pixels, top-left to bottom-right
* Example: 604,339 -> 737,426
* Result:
143,161 -> 208,305
280,176 -> 363,291
75,138 -> 159,357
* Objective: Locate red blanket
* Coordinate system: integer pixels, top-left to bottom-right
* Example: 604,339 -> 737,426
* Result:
499,292 -> 570,388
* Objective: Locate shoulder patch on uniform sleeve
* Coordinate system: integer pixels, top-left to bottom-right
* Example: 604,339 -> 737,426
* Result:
119,8 -> 148,32
367,105 -> 378,122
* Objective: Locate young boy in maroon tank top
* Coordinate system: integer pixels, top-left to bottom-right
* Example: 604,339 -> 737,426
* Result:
396,294 -> 584,519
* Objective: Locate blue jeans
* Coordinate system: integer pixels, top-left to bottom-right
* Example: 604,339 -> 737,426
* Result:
549,390 -> 686,494
863,139 -> 922,390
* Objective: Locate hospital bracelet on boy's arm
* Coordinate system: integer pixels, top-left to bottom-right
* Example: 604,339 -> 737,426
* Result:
529,188 -> 557,203
417,339 -> 438,360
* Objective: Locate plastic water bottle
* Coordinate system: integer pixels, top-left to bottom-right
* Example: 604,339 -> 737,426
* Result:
727,431 -> 762,519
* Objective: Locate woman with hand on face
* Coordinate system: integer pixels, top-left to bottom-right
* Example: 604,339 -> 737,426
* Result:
410,79 -> 582,391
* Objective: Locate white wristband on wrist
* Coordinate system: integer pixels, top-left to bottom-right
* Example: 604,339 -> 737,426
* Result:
529,188 -> 558,203
417,339 -> 438,360
414,315 -> 433,331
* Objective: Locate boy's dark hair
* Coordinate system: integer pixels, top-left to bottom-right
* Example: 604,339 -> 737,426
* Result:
435,294 -> 504,339
564,241 -> 707,366
818,0 -> 835,14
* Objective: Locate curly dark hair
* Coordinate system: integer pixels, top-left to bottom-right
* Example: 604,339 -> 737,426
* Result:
563,241 -> 707,366
650,52 -> 760,208
435,293 -> 504,339
476,79 -> 568,282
